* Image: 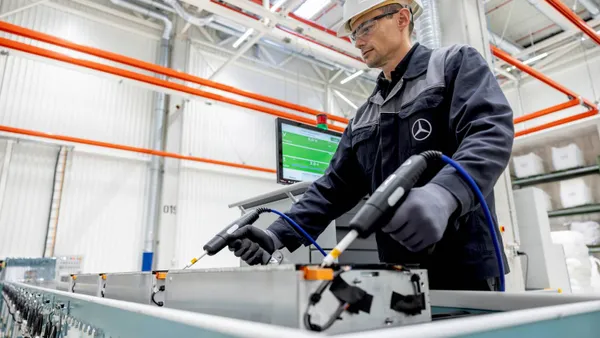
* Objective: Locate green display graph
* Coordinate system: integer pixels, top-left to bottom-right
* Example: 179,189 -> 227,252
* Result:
280,124 -> 341,181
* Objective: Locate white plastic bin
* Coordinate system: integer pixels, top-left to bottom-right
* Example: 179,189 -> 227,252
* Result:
560,178 -> 593,209
570,221 -> 600,246
513,153 -> 545,178
552,144 -> 585,171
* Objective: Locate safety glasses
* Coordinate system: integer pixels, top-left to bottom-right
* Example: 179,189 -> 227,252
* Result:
349,6 -> 410,44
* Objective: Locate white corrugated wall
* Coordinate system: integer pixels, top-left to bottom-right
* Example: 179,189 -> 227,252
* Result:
0,141 -> 58,258
0,1 -> 371,271
0,140 -> 5,162
174,47 -> 329,268
53,152 -> 148,273
0,1 -> 159,270
175,168 -> 279,268
0,0 -> 158,148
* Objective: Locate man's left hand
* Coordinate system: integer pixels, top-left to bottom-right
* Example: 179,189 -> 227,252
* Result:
381,183 -> 458,252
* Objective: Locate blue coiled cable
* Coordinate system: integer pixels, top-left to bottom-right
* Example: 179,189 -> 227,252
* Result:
268,209 -> 327,257
441,154 -> 506,292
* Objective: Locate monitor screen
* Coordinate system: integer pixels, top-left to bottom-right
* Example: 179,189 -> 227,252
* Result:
276,118 -> 342,184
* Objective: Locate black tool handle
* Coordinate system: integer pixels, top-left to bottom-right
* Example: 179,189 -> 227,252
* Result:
349,154 -> 429,238
203,210 -> 260,255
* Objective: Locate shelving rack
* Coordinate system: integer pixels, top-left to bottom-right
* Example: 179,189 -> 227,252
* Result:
512,156 -> 600,218
511,120 -> 600,254
512,164 -> 600,188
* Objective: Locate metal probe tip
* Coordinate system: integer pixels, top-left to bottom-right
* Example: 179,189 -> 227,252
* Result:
183,251 -> 208,269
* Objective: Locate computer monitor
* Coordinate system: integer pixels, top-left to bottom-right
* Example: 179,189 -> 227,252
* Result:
276,118 -> 342,184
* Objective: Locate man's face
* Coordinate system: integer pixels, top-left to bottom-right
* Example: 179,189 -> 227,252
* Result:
350,8 -> 409,68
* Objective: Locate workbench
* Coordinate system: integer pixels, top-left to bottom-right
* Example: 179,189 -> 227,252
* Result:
3,266 -> 600,337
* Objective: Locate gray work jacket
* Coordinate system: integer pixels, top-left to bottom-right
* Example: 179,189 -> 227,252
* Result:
269,43 -> 514,287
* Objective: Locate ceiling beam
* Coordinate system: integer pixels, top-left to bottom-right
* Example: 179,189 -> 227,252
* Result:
494,18 -> 600,69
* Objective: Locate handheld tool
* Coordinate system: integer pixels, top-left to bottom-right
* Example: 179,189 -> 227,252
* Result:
185,206 -> 328,269
321,153 -> 433,267
321,151 -> 506,292
184,209 -> 272,269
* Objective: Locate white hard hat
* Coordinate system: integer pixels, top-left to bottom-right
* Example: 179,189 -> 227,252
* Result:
337,0 -> 424,37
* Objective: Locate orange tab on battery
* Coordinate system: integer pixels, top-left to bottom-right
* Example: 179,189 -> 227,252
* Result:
302,266 -> 334,281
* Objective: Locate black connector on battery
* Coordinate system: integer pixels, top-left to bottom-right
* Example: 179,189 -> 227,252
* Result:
390,274 -> 426,316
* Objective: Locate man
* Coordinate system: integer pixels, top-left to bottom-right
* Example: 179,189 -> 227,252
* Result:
229,0 -> 514,291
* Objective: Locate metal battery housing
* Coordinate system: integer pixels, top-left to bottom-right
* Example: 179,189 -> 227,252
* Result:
162,264 -> 431,335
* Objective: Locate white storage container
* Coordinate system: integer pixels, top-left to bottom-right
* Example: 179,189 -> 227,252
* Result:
513,153 -> 545,178
570,221 -> 600,246
552,143 -> 585,171
560,178 -> 593,209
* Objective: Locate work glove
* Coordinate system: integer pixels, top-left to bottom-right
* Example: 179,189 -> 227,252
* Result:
381,183 -> 458,253
228,226 -> 276,265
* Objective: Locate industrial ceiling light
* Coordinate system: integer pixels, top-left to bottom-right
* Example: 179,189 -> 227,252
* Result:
233,28 -> 254,48
340,70 -> 364,85
505,52 -> 549,72
334,90 -> 358,110
294,0 -> 332,19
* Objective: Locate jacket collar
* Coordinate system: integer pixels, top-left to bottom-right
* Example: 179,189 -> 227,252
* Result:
402,43 -> 432,80
368,44 -> 432,105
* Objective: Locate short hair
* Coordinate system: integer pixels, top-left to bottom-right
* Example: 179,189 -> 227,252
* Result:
379,4 -> 414,35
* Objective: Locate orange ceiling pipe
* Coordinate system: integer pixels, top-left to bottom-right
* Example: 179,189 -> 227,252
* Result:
491,45 -> 596,109
513,99 -> 580,124
544,0 -> 600,46
0,124 -> 276,173
0,36 -> 345,133
516,108 -> 599,137
0,21 -> 348,125
493,45 -> 598,137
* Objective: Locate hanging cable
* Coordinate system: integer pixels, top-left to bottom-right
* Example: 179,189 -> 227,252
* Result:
440,154 -> 505,291
268,209 -> 327,256
151,285 -> 165,307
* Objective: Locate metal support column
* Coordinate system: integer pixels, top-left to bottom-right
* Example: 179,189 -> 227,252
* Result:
156,18 -> 190,270
437,0 -> 525,291
111,0 -> 175,272
143,34 -> 172,271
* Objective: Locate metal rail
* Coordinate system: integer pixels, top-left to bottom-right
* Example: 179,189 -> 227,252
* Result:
1,282 -> 313,338
5,282 -> 600,338
512,164 -> 600,187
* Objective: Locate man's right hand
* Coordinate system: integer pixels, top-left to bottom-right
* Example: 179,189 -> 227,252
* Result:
228,226 -> 276,265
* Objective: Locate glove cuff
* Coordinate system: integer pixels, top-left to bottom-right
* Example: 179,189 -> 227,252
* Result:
429,183 -> 459,213
265,229 -> 284,250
